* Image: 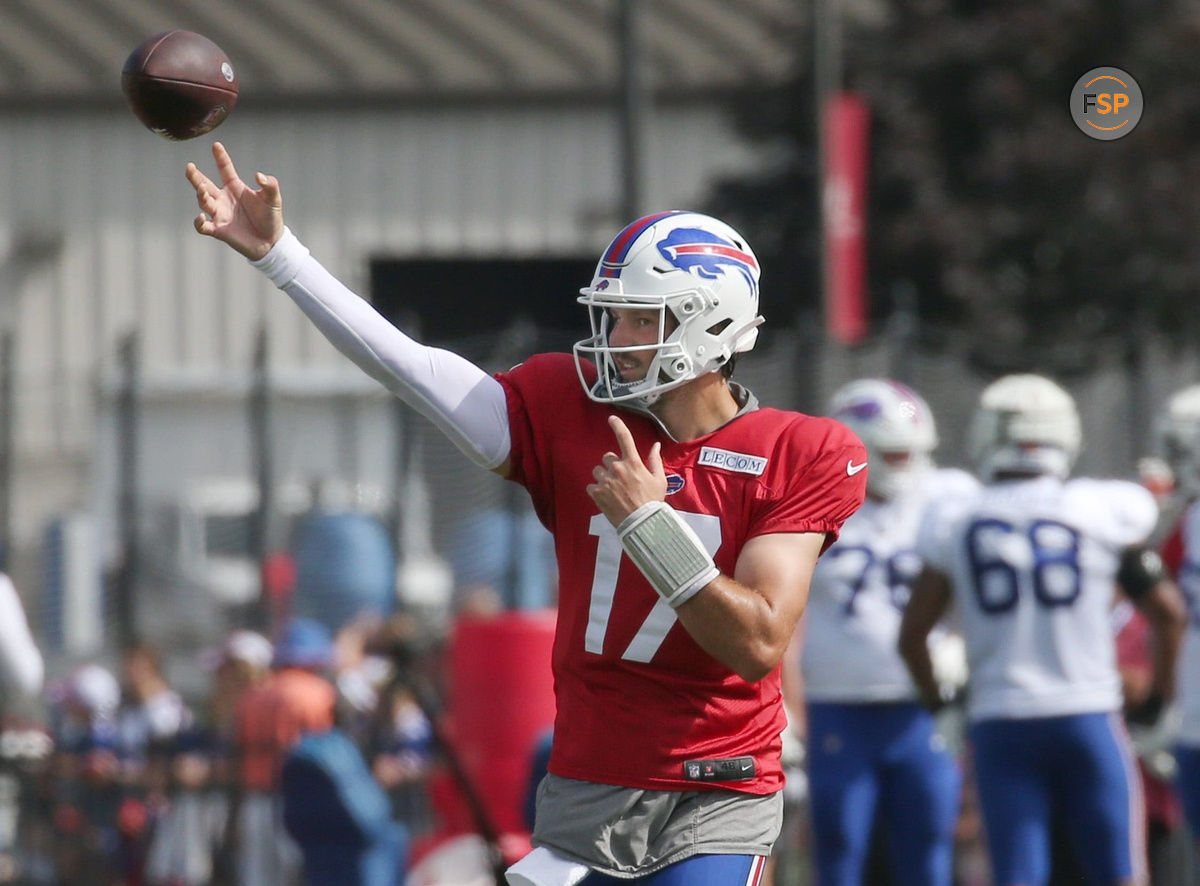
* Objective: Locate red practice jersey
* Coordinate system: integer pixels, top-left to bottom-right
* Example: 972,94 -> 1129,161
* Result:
498,353 -> 867,793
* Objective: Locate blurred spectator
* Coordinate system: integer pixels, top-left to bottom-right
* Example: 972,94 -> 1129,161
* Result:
233,617 -> 337,886
204,630 -> 273,745
369,681 -> 433,841
283,728 -> 408,886
51,665 -> 120,759
113,644 -> 192,883
197,629 -> 274,883
144,728 -> 228,886
117,643 -> 191,772
330,616 -> 390,742
361,614 -> 436,840
48,663 -> 123,885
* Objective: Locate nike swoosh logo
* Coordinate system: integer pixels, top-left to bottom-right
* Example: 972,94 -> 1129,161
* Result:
741,762 -> 753,771
846,460 -> 867,476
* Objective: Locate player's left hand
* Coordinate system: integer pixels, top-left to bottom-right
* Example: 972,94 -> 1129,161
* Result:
587,415 -> 667,526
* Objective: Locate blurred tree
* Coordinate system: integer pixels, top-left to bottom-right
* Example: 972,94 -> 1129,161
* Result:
707,0 -> 1200,375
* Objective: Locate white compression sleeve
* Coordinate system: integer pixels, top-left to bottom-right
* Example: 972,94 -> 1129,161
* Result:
250,228 -> 511,470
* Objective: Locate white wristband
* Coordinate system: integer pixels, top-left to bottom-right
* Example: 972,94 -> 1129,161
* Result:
617,501 -> 719,608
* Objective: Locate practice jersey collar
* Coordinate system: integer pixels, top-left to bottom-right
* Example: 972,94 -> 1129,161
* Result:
619,382 -> 759,443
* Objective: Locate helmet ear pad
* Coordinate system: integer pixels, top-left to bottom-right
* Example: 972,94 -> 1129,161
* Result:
573,211 -> 764,406
657,287 -> 760,383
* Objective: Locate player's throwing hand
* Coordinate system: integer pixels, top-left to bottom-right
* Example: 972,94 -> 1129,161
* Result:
587,415 -> 667,526
185,142 -> 283,261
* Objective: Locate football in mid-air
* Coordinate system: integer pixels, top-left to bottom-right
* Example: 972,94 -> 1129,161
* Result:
121,30 -> 238,141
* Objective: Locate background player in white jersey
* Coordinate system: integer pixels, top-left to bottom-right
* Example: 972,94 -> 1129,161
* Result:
898,374 -> 1186,886
0,570 -> 43,879
1153,384 -> 1200,858
184,143 -> 867,885
0,572 -> 41,705
800,378 -> 975,886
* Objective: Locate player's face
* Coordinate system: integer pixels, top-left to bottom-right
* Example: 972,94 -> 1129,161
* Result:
606,307 -> 676,381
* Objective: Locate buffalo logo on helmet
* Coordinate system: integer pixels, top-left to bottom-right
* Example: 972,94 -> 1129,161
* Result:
656,227 -> 759,295
837,399 -> 883,421
836,382 -> 922,424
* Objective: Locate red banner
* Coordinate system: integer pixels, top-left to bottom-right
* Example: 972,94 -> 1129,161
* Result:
822,92 -> 871,345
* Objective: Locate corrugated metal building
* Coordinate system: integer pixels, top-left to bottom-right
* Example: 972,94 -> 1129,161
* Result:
1,0 -> 1195,669
0,1 -> 804,632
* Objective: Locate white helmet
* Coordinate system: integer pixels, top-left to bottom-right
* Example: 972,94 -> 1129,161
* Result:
967,374 -> 1081,481
1155,384 -> 1200,497
828,378 -> 938,500
573,211 -> 764,405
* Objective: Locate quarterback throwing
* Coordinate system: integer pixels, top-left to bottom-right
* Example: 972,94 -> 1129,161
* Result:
186,143 -> 867,885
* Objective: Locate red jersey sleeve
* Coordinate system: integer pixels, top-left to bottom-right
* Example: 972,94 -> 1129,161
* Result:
751,415 -> 868,552
495,353 -> 583,526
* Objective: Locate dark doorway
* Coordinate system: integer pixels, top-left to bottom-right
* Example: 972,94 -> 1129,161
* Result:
370,256 -> 596,348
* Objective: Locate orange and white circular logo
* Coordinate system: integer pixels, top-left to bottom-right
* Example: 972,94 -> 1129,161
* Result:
1070,67 -> 1143,140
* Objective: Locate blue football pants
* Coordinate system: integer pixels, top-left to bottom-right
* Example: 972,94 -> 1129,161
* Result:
969,711 -> 1144,886
805,701 -> 961,886
582,853 -> 765,885
1175,743 -> 1200,842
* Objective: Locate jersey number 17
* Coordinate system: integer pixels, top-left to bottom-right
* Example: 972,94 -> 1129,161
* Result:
584,511 -> 722,662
